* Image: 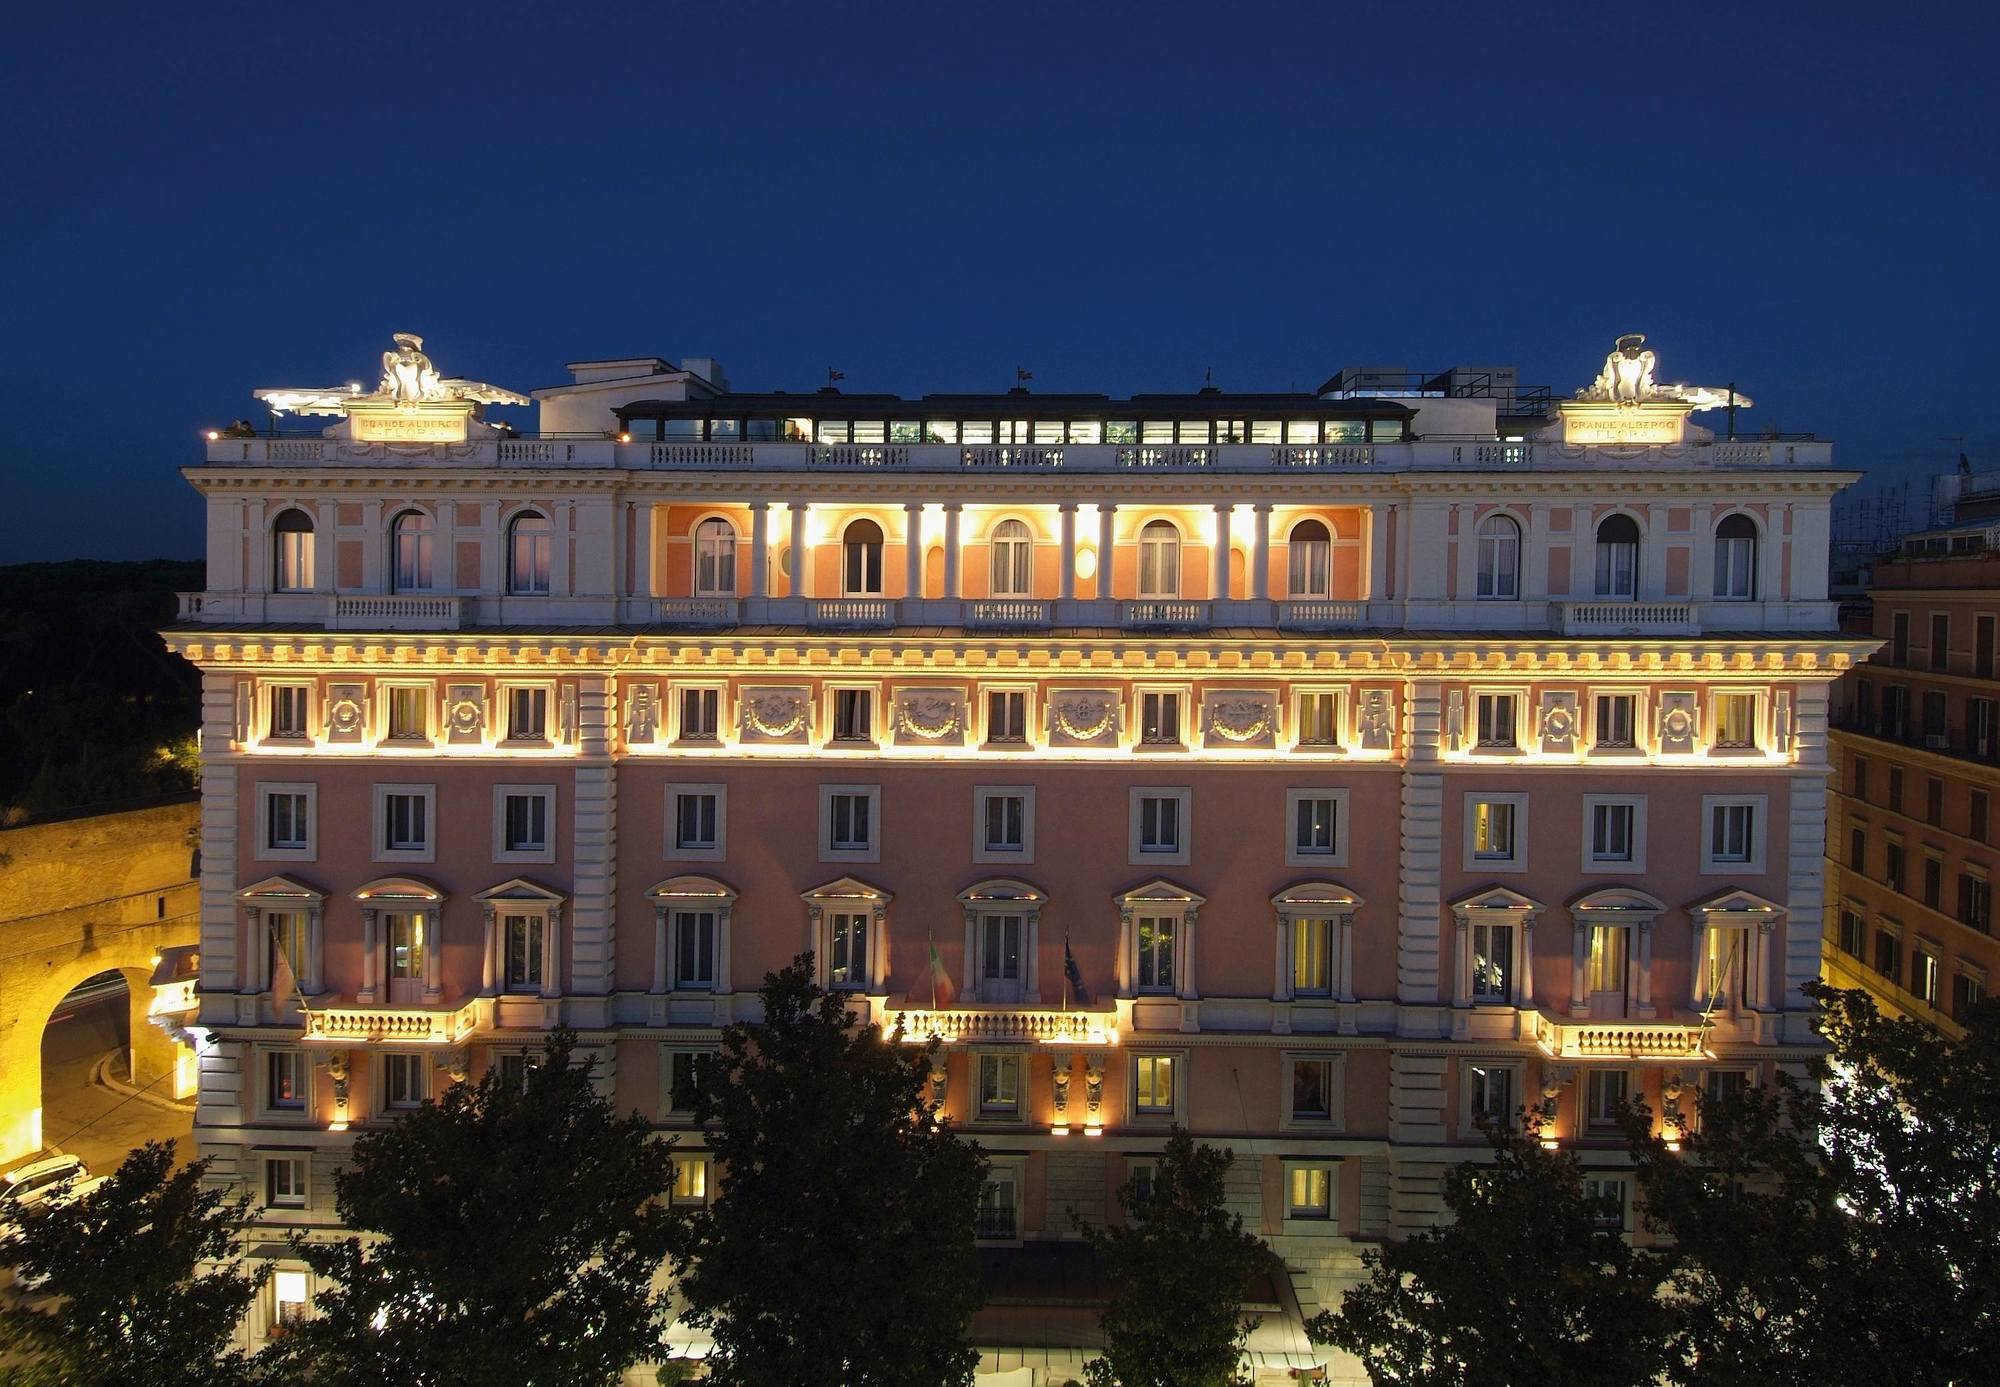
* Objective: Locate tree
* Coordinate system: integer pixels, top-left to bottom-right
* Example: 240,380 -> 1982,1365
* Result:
1625,983 -> 2000,1386
669,955 -> 987,1387
1309,1125 -> 1671,1386
1075,1126 -> 1269,1387
264,1029 -> 677,1386
0,1140 -> 264,1386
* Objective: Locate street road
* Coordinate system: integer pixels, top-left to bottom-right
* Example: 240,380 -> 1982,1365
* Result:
38,989 -> 192,1177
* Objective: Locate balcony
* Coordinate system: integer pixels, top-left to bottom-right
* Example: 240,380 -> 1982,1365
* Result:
1277,600 -> 1366,631
1553,601 -> 1699,636
327,595 -> 464,631
887,1005 -> 1116,1046
1120,599 -> 1210,629
809,597 -> 896,627
963,598 -> 1054,629
653,597 -> 740,626
1529,1013 -> 1711,1060
301,999 -> 483,1045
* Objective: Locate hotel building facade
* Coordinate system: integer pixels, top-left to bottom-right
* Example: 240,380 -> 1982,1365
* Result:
168,334 -> 1864,1381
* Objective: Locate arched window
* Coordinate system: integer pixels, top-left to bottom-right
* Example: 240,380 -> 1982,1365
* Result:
271,508 -> 315,592
508,511 -> 552,595
989,519 -> 1032,598
842,519 -> 884,596
1594,514 -> 1640,599
390,510 -> 434,593
1138,520 -> 1180,599
1476,514 -> 1521,600
694,518 -> 737,596
1714,514 -> 1758,600
1288,519 -> 1332,598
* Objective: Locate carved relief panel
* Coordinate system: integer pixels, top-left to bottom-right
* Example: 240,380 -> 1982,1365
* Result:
892,687 -> 969,749
1537,690 -> 1580,755
1357,688 -> 1395,752
624,682 -> 661,747
444,684 -> 489,745
1045,688 -> 1122,749
1658,691 -> 1699,754
1199,689 -> 1278,751
739,685 -> 812,746
324,683 -> 367,744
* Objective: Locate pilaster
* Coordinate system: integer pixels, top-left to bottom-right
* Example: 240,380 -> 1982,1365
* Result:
569,676 -> 618,1004
1397,680 -> 1444,1003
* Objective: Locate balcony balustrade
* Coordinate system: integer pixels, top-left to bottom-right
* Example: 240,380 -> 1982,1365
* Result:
888,1004 -> 1116,1046
301,999 -> 483,1045
327,595 -> 464,631
809,597 -> 897,627
1553,601 -> 1700,636
1277,600 -> 1367,631
1120,599 -> 1210,629
653,597 -> 740,626
1530,1013 -> 1711,1059
963,598 -> 1054,629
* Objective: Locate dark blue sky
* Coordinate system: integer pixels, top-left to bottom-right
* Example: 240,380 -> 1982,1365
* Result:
4,0 -> 1993,562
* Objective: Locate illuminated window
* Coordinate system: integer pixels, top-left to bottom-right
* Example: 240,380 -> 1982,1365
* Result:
1133,1055 -> 1176,1115
267,684 -> 311,740
989,520 -> 1033,598
831,688 -> 874,743
266,1050 -> 306,1112
1911,947 -> 1941,1007
1468,797 -> 1523,866
842,519 -> 884,595
1137,521 -> 1180,598
672,1154 -> 710,1205
265,1157 -> 306,1209
979,914 -> 1025,999
985,689 -> 1028,745
266,911 -> 307,991
507,512 -> 552,595
827,912 -> 869,990
1296,691 -> 1341,747
1136,915 -> 1177,993
1583,1175 -> 1629,1231
386,685 -> 429,741
694,519 -> 737,596
1593,693 -> 1637,750
1288,519 -> 1332,598
1714,514 -> 1757,599
272,508 -> 315,592
390,510 -> 434,593
1292,917 -> 1333,996
385,913 -> 425,990
272,1270 -> 310,1334
1594,514 -> 1640,599
506,686 -> 549,743
504,914 -> 546,993
977,1053 -> 1021,1118
1470,924 -> 1514,1002
677,686 -> 719,742
1475,693 -> 1517,749
1475,515 -> 1521,599
1287,1165 -> 1334,1220
1712,693 -> 1758,751
1139,691 -> 1182,746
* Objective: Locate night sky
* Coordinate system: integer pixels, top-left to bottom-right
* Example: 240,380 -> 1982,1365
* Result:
4,0 -> 1993,562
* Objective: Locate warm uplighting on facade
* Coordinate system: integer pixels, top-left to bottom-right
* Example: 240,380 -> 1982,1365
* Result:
1074,546 -> 1098,581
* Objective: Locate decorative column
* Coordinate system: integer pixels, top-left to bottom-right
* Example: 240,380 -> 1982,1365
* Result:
358,907 -> 378,1004
1688,913 -> 1708,1011
1251,504 -> 1272,601
1338,913 -> 1356,1004
961,907 -> 979,1002
1525,503 -> 1551,601
1211,504 -> 1232,602
1761,503 -> 1789,603
1180,904 -> 1199,1000
1690,502 -> 1715,601
422,905 -> 442,1003
1097,504 -> 1116,601
1058,503 -> 1078,601
1451,503 -> 1476,602
717,902 -> 735,995
1367,503 -> 1392,601
1519,914 -> 1535,1008
1643,503 -> 1669,599
1754,920 -> 1777,1010
480,903 -> 498,994
902,503 -> 923,604
651,904 -> 669,994
789,504 -> 809,598
1115,906 -> 1134,999
1570,918 -> 1589,1015
542,904 -> 563,1000
1634,920 -> 1654,1019
749,501 -> 770,599
943,505 -> 963,599
240,906 -> 263,997
1273,913 -> 1294,1004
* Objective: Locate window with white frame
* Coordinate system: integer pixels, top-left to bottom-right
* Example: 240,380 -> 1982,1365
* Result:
265,683 -> 312,741
1129,787 -> 1191,865
830,687 -> 876,744
271,1269 -> 310,1335
1285,1161 -> 1338,1224
1294,690 -> 1342,749
1475,693 -> 1518,750
384,684 -> 430,742
1911,944 -> 1942,1007
1714,514 -> 1758,600
1286,789 -> 1348,866
265,1049 -> 307,1114
666,784 -> 726,861
973,786 -> 1034,862
1591,692 -> 1639,752
976,912 -> 1026,998
372,785 -> 435,862
1131,1053 -> 1179,1120
1476,514 -> 1521,599
977,1160 -> 1023,1242
694,518 -> 737,596
1292,916 -> 1334,997
504,685 -> 550,743
1124,1156 -> 1158,1215
1135,914 -> 1178,994
1585,1069 -> 1630,1129
502,912 -> 546,992
1138,690 -> 1183,747
984,688 -> 1030,746
258,783 -> 317,861
493,785 -> 555,863
989,519 -> 1033,597
1595,514 -> 1640,599
1582,1173 -> 1631,1232
381,1052 -> 427,1111
820,785 -> 881,861
976,1052 -> 1022,1120
1701,1067 -> 1749,1115
662,1046 -> 714,1119
1138,520 -> 1181,598
1583,797 -> 1646,871
264,1155 -> 307,1210
842,519 -> 885,596
507,512 -> 552,595
1288,519 -> 1332,598
1469,922 -> 1516,1003
675,686 -> 721,743
1701,796 -> 1767,873
391,509 -> 434,593
672,1153 -> 712,1205
825,910 -> 871,991
271,508 -> 315,592
1711,692 -> 1759,751
1286,1054 -> 1342,1127
1464,1061 -> 1519,1132
1464,794 -> 1527,871
265,909 -> 309,991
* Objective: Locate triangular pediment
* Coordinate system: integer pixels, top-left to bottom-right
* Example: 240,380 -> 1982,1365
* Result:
1450,885 -> 1542,916
236,873 -> 324,903
474,876 -> 566,904
800,874 -> 893,905
1114,877 -> 1207,909
1685,887 -> 1784,919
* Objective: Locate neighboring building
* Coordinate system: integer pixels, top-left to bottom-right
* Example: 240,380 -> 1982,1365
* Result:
167,332 -> 1865,1381
1827,534 -> 1999,1034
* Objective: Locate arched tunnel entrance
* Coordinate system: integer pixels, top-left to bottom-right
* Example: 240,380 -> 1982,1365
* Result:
34,965 -> 193,1175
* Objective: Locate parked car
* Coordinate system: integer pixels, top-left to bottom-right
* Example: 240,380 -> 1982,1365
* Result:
0,1155 -> 89,1240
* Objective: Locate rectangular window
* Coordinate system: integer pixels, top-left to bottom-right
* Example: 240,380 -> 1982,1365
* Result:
382,1053 -> 427,1110
977,1054 -> 1021,1119
1839,909 -> 1867,957
1973,701 -> 1997,760
265,1157 -> 307,1209
1583,1175 -> 1629,1232
678,687 -> 719,742
1924,856 -> 1944,910
1851,755 -> 1868,800
266,791 -> 311,852
1885,840 -> 1906,892
1888,767 -> 1904,812
1475,693 -> 1517,749
1953,970 -> 1986,1020
983,793 -> 1026,854
500,790 -> 550,856
827,912 -> 870,989
1874,929 -> 1900,985
380,790 -> 430,854
1287,1165 -> 1334,1220
1140,691 -> 1182,746
1892,611 -> 1910,665
672,1154 -> 710,1205
977,914 -> 1022,994
1960,874 -> 1992,933
1586,1070 -> 1630,1128
1292,917 -> 1333,997
266,911 -> 307,990
1974,791 -> 1991,843
504,914 -> 545,992
1979,615 -> 1996,679
1923,691 -> 1948,744
977,1169 -> 1020,1241
497,1051 -> 540,1092
1471,799 -> 1519,863
1134,1055 -> 1176,1115
266,1050 -> 306,1111
1704,799 -> 1762,870
1293,796 -> 1338,855
386,686 -> 429,741
1593,693 -> 1636,750
1912,947 -> 1941,1007
665,908 -> 715,991
268,685 -> 310,740
1290,1059 -> 1337,1122
1931,613 -> 1950,671
675,792 -> 719,851
831,688 -> 874,743
1138,796 -> 1181,853
506,686 -> 549,742
1927,778 -> 1944,827
1136,916 -> 1177,993
1470,924 -> 1514,1002
827,791 -> 874,854
1590,802 -> 1637,863
1883,685 -> 1910,740
1713,693 -> 1757,751
1467,1063 -> 1516,1129
1296,691 -> 1341,747
663,1048 -> 708,1117
1851,825 -> 1869,873
985,689 -> 1028,745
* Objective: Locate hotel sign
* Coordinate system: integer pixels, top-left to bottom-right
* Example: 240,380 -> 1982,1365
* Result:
349,406 -> 471,443
1560,403 -> 1689,446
